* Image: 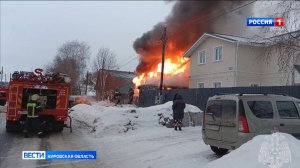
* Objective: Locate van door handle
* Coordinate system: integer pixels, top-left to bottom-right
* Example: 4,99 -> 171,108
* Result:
280,123 -> 285,126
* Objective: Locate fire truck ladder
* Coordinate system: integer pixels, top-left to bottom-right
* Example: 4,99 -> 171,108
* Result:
8,85 -> 19,116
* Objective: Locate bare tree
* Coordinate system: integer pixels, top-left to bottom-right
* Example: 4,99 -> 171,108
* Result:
93,47 -> 119,100
254,0 -> 300,85
47,40 -> 90,94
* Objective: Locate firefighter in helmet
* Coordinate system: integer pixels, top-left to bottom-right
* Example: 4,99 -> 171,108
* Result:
114,89 -> 121,105
128,88 -> 134,104
24,94 -> 44,138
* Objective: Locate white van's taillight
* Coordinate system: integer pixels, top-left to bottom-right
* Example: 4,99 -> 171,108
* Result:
238,116 -> 249,133
202,112 -> 205,129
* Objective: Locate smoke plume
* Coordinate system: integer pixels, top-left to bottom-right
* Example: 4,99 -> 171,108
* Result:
133,1 -> 254,74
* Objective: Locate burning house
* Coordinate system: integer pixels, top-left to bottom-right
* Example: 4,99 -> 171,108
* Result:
133,58 -> 190,89
94,69 -> 136,102
132,1 -> 251,91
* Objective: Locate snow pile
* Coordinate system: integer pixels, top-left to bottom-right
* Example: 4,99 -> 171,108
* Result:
97,126 -> 211,168
205,133 -> 300,168
70,104 -> 102,128
70,101 -> 201,135
139,101 -> 202,127
92,100 -> 116,107
138,101 -> 202,113
69,102 -> 210,168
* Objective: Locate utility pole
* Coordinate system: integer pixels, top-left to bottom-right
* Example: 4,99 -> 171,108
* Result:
0,66 -> 2,82
159,27 -> 167,96
85,71 -> 89,95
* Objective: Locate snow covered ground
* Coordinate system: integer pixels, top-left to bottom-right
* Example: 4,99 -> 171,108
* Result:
69,102 -> 219,168
68,102 -> 300,168
205,133 -> 300,168
1,101 -> 300,168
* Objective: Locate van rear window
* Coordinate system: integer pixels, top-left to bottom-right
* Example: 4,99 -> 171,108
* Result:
206,100 -> 236,123
247,101 -> 273,119
276,101 -> 300,119
222,100 -> 236,121
206,100 -> 222,119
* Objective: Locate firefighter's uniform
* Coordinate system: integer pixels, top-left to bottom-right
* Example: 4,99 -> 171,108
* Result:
24,94 -> 43,137
114,89 -> 121,105
128,88 -> 134,104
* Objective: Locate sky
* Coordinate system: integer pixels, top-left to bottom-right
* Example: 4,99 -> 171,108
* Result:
0,1 -> 173,81
1,1 -> 298,83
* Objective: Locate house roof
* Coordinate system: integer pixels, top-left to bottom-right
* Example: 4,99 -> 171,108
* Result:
110,71 -> 136,79
183,32 -> 260,57
206,32 -> 253,43
295,65 -> 300,73
263,30 -> 300,45
103,70 -> 135,94
100,69 -> 136,79
183,30 -> 300,57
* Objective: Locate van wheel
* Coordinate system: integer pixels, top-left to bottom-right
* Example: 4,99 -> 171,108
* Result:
210,146 -> 228,155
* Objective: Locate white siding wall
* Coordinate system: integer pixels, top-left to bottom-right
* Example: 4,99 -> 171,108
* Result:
236,44 -> 292,86
236,44 -> 263,86
188,37 -> 293,88
189,37 -> 236,88
259,46 -> 290,86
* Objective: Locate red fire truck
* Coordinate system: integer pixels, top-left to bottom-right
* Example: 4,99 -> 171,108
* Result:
6,69 -> 71,132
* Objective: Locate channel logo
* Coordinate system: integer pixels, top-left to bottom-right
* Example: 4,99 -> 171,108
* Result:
22,151 -> 45,160
22,151 -> 97,160
274,18 -> 284,26
247,18 -> 284,27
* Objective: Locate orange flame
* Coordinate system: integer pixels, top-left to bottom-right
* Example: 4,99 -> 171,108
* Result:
133,55 -> 189,90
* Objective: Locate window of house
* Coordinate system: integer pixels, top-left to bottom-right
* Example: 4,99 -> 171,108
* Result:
247,101 -> 273,119
250,83 -> 260,87
198,50 -> 206,64
213,82 -> 221,88
276,101 -> 300,119
197,82 -> 204,88
214,46 -> 222,61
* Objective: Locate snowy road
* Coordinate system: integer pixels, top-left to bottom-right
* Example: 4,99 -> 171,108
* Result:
0,113 -> 102,168
0,103 -> 219,168
2,102 -> 299,168
96,127 -> 219,168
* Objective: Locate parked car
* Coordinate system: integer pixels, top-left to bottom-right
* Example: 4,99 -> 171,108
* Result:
202,93 -> 300,155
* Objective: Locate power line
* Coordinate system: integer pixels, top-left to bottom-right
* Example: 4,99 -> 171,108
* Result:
194,1 -> 256,25
173,1 -> 257,37
119,56 -> 138,69
118,55 -> 136,65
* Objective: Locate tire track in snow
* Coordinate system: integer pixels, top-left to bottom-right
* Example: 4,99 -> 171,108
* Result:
37,138 -> 52,168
